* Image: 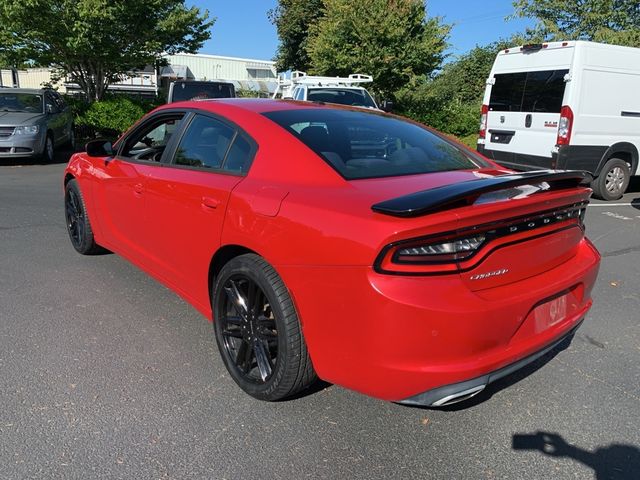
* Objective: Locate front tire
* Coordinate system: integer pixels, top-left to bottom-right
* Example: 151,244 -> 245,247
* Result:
592,158 -> 630,201
64,179 -> 104,255
42,133 -> 54,163
213,254 -> 317,401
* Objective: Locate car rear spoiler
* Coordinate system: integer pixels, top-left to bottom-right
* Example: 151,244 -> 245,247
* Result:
371,170 -> 592,218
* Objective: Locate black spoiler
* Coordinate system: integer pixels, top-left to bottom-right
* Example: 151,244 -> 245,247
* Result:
371,170 -> 592,218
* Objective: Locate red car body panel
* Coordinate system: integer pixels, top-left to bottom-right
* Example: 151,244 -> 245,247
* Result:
64,99 -> 600,403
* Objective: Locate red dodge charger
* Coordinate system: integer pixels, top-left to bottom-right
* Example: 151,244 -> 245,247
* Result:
64,99 -> 600,406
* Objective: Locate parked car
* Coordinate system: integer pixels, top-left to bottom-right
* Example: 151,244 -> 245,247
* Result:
273,71 -> 389,110
167,80 -> 236,103
64,99 -> 600,406
0,88 -> 74,162
477,41 -> 640,200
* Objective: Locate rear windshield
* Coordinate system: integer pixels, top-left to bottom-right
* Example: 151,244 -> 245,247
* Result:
307,88 -> 377,109
263,109 -> 487,180
489,69 -> 568,113
170,82 -> 235,102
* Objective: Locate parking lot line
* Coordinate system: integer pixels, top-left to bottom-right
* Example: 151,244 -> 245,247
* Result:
588,203 -> 635,207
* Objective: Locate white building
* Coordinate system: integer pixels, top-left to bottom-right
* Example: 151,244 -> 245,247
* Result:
1,53 -> 278,96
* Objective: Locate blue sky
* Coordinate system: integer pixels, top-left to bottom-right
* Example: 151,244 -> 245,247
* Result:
189,0 -> 534,61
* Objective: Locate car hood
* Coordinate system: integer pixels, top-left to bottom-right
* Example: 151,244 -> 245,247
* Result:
0,112 -> 44,126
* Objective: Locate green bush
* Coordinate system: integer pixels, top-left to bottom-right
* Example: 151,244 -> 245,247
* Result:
69,94 -> 163,140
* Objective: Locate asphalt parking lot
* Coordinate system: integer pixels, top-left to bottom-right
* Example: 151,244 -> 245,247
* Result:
1,154 -> 639,480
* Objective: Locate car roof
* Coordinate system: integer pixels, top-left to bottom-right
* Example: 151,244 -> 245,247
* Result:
0,88 -> 49,94
160,98 -> 375,115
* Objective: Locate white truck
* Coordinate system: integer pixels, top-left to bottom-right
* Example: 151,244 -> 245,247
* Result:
272,71 -> 385,110
477,41 -> 640,200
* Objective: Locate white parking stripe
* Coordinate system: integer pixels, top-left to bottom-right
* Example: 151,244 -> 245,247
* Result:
588,203 -> 634,207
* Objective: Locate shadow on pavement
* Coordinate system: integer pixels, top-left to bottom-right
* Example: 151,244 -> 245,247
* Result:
512,431 -> 640,480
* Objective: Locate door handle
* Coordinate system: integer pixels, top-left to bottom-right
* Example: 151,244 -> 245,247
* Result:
201,196 -> 221,209
134,183 -> 144,194
525,114 -> 532,128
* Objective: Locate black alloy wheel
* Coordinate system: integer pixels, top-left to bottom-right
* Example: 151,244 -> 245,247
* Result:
64,179 -> 104,255
213,254 -> 317,401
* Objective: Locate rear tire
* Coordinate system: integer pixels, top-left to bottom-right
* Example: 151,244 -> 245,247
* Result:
592,158 -> 630,201
64,179 -> 104,255
213,254 -> 317,401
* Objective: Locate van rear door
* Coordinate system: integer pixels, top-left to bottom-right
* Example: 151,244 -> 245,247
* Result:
483,45 -> 575,170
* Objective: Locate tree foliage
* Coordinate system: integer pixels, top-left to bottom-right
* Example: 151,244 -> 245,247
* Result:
512,0 -> 640,47
396,37 -> 522,137
268,0 -> 325,72
0,0 -> 213,101
304,0 -> 449,98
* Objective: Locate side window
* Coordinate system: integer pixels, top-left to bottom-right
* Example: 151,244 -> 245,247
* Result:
293,87 -> 305,101
223,135 -> 254,174
45,93 -> 60,113
121,114 -> 185,161
173,115 -> 234,169
52,92 -> 66,111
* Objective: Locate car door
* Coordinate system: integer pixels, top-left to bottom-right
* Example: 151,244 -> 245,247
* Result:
93,112 -> 186,264
51,92 -> 73,144
142,112 -> 257,308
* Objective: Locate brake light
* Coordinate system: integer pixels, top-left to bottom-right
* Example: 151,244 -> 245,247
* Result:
479,104 -> 488,139
374,203 -> 587,274
557,105 -> 573,145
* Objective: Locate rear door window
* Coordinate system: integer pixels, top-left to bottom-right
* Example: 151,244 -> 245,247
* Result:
173,115 -> 235,169
489,69 -> 568,113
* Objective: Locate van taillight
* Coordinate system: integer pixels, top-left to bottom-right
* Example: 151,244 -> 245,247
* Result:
556,106 -> 573,145
479,104 -> 488,139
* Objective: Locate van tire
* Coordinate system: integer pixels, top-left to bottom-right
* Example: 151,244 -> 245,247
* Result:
592,158 -> 630,201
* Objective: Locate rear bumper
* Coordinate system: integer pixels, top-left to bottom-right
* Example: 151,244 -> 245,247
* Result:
278,237 -> 600,402
477,144 -> 609,175
399,319 -> 582,407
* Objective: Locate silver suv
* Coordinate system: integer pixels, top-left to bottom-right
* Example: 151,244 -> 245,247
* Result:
0,88 -> 74,162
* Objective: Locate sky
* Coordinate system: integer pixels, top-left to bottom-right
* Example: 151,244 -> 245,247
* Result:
189,0 -> 534,62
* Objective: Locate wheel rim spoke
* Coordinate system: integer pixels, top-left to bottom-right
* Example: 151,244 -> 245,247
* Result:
219,274 -> 279,384
224,280 -> 248,318
254,340 -> 273,381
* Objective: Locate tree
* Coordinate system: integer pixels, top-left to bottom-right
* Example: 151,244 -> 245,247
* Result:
395,36 -> 525,139
0,0 -> 213,101
306,0 -> 450,98
512,0 -> 640,47
268,0 -> 325,72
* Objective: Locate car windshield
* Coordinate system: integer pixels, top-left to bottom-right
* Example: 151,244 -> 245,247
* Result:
171,82 -> 234,102
307,88 -> 377,109
0,92 -> 43,113
263,108 -> 487,180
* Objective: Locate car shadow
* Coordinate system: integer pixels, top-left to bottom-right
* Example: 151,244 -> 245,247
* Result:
512,431 -> 640,480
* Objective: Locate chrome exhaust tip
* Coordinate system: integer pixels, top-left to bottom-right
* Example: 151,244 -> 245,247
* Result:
430,385 -> 486,407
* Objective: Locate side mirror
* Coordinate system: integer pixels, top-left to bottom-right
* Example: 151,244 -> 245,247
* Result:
85,140 -> 114,157
380,100 -> 394,113
46,104 -> 54,114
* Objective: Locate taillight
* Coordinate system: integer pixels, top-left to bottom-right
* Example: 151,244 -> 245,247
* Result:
395,235 -> 486,264
479,104 -> 488,139
374,203 -> 587,274
556,105 -> 573,145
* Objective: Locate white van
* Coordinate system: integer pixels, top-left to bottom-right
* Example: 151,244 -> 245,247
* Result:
477,41 -> 640,200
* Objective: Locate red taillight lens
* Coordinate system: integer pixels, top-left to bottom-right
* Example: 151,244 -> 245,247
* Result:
479,104 -> 489,139
556,105 -> 573,146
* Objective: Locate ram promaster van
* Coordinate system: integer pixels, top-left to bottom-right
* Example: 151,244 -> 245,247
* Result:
477,41 -> 640,200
